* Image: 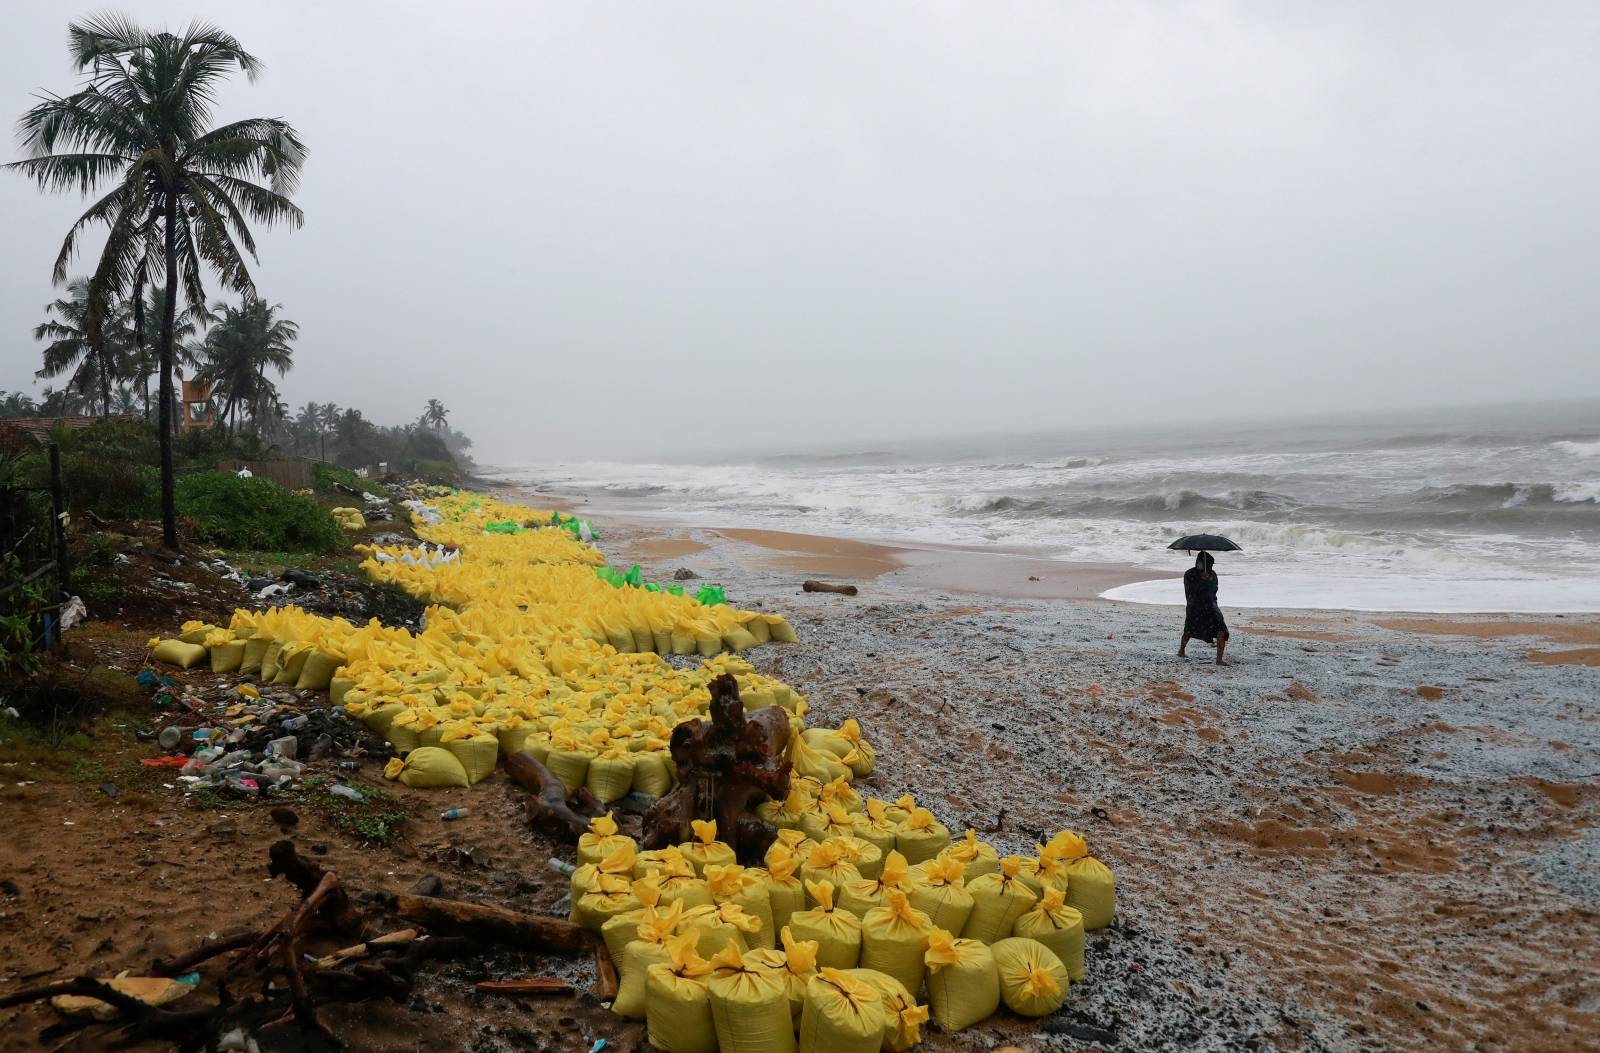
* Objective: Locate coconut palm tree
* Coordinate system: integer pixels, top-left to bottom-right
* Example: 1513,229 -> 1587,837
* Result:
33,277 -> 131,415
194,295 -> 297,433
130,287 -> 204,418
6,14 -> 307,548
422,399 -> 449,431
0,392 -> 39,419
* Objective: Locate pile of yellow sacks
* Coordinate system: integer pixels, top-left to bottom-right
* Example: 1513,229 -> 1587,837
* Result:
577,809 -> 1116,1050
330,506 -> 367,531
145,492 -> 843,797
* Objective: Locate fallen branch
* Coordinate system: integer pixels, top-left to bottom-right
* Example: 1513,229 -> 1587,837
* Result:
476,978 -> 574,996
383,892 -> 586,955
803,579 -> 858,596
504,751 -> 606,840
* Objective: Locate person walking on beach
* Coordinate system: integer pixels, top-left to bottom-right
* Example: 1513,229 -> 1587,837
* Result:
1179,551 -> 1229,665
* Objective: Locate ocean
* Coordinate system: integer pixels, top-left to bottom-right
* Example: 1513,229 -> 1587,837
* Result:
487,401 -> 1600,613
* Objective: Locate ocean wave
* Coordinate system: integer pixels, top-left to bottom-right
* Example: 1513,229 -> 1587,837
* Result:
1415,482 -> 1600,509
960,488 -> 1304,520
1554,439 -> 1600,458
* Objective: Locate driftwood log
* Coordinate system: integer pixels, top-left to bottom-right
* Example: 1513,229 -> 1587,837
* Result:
803,580 -> 858,596
382,893 -> 585,954
504,751 -> 607,840
641,673 -> 791,863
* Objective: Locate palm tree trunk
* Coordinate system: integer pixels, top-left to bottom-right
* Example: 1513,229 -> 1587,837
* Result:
157,194 -> 180,550
100,351 -> 111,417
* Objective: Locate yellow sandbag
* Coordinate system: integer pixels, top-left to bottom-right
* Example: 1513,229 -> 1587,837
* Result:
759,782 -> 814,831
790,731 -> 851,784
603,891 -> 678,984
768,616 -> 798,644
329,675 -> 355,706
858,889 -> 932,996
894,807 -> 950,864
613,940 -> 669,1019
923,928 -> 999,1031
747,925 -> 819,1020
208,639 -> 245,673
645,934 -> 717,1053
295,649 -> 343,690
383,747 -> 469,788
828,835 -> 882,882
239,635 -> 269,673
1013,886 -> 1086,981
151,639 -> 207,669
838,850 -> 912,919
575,874 -> 638,931
848,969 -> 929,1053
908,855 -> 975,935
177,622 -> 217,645
632,750 -> 673,796
579,812 -> 637,866
788,881 -> 861,969
991,936 -> 1068,1016
258,639 -> 283,680
1052,830 -> 1116,930
586,749 -> 636,804
572,843 -> 639,905
938,828 -> 1000,883
706,943 -> 797,1053
361,702 -> 405,739
799,841 -> 860,902
681,901 -> 762,958
963,856 -> 1038,944
798,968 -> 885,1053
681,819 -> 737,876
384,713 -> 421,756
706,864 -> 776,950
496,719 -> 536,758
766,829 -> 817,868
545,745 -> 592,795
50,974 -> 196,1021
440,725 -> 498,785
849,799 -> 898,856
273,645 -> 311,684
760,850 -> 808,933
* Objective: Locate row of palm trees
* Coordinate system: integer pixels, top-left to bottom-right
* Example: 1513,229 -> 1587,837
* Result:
5,14 -> 307,548
32,279 -> 298,430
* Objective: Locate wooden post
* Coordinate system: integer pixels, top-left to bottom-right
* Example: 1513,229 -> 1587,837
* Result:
47,441 -> 68,601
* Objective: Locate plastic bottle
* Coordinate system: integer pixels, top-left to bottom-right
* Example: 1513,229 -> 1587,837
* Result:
546,858 -> 577,877
439,807 -> 469,821
328,784 -> 363,802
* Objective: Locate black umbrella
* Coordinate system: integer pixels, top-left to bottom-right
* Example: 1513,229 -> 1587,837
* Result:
1168,533 -> 1241,553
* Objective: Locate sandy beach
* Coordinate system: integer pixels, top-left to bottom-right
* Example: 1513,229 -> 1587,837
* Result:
517,484 -> 1600,1052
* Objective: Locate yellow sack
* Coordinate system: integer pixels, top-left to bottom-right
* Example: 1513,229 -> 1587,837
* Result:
613,940 -> 670,1020
151,639 -> 207,669
894,807 -> 950,864
859,889 -> 932,996
834,719 -> 875,778
295,649 -> 343,690
681,901 -> 762,958
360,702 -> 405,739
707,864 -> 775,950
329,676 -> 355,707
938,828 -> 1000,883
838,850 -> 911,920
586,749 -> 636,804
645,933 -> 717,1053
798,968 -> 885,1053
258,639 -> 283,681
790,731 -> 851,784
440,725 -> 498,785
681,819 -> 738,876
787,881 -> 861,969
766,829 -> 817,868
827,835 -> 882,881
602,889 -> 677,983
923,928 -> 999,1031
575,873 -> 638,931
239,635 -> 269,673
758,781 -> 814,830
747,925 -> 819,1020
991,936 -> 1068,1016
799,840 -> 860,902
208,639 -> 246,673
760,851 -> 808,933
545,745 -> 592,795
572,843 -> 639,907
579,812 -> 636,866
848,800 -> 898,856
632,750 -> 673,796
909,855 -> 975,935
272,644 -> 311,684
495,718 -> 535,758
383,747 -> 469,788
963,856 -> 1038,944
1051,830 -> 1116,930
1013,886 -> 1086,981
816,777 -> 863,815
848,969 -> 929,1053
706,943 -> 797,1053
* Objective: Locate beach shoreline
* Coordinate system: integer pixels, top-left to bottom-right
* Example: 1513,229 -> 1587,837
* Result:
494,481 -> 1600,1051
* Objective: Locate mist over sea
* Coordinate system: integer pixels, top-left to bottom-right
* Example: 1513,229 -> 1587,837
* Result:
491,401 -> 1600,613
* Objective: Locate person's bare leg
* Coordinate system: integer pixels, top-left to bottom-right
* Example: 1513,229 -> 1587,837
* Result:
1178,632 -> 1190,657
1215,632 -> 1229,666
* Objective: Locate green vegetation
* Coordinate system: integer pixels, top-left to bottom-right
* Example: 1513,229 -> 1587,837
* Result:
313,461 -> 373,495
176,472 -> 343,552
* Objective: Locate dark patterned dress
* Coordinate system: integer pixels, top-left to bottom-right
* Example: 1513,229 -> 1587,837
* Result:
1182,568 -> 1227,643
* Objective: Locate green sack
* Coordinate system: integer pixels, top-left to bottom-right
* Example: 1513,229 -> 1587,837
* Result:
695,585 -> 727,606
624,564 -> 644,588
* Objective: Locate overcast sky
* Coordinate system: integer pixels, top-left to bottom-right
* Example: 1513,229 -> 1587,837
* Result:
3,2 -> 1598,462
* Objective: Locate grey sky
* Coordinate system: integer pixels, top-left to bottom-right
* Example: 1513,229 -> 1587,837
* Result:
3,2 -> 1598,462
